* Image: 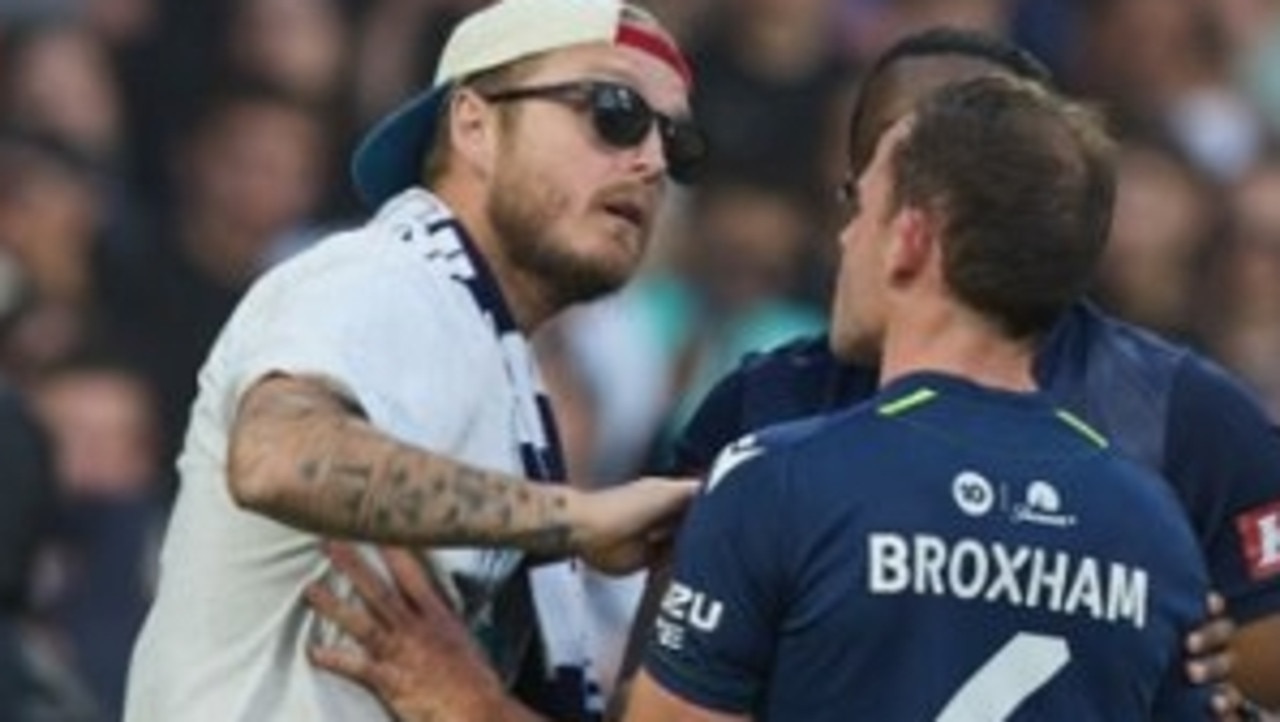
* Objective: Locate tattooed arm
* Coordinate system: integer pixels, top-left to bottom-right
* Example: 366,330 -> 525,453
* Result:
227,374 -> 694,570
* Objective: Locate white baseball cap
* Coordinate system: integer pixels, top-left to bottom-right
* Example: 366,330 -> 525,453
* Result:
350,0 -> 691,208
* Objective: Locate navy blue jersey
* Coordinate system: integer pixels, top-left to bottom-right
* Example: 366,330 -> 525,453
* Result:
647,373 -> 1211,721
671,301 -> 1280,624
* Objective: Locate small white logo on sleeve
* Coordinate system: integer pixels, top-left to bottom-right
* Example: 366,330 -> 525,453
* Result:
661,582 -> 724,632
705,435 -> 763,493
1237,502 -> 1280,581
953,471 -> 995,517
654,581 -> 726,651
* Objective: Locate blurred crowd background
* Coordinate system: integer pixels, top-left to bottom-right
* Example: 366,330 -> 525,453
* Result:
1,0 -> 1279,719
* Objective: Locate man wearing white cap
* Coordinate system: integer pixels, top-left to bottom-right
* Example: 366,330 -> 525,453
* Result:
122,1 -> 704,720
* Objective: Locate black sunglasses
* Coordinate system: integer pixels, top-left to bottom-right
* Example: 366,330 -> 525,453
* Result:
481,80 -> 707,184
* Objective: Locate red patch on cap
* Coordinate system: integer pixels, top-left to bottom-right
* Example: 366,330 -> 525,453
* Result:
616,23 -> 693,89
1236,500 -> 1280,581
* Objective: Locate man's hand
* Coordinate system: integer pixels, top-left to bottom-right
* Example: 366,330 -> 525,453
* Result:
568,478 -> 696,575
306,544 -> 536,722
1186,592 -> 1266,722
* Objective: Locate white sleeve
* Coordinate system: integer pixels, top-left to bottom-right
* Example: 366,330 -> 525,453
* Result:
217,249 -> 484,449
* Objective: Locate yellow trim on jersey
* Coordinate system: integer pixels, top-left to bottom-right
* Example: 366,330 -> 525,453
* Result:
877,388 -> 939,416
1054,409 -> 1109,448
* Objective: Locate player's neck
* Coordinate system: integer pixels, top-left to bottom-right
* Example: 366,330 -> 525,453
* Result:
878,301 -> 1037,393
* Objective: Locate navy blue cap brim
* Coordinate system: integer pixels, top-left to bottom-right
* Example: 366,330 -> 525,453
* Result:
350,84 -> 452,209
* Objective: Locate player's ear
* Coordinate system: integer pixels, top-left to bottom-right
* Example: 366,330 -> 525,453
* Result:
887,206 -> 934,282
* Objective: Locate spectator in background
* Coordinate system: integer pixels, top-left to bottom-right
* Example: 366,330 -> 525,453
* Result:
1236,4 -> 1280,137
350,0 -> 482,129
0,14 -> 156,303
0,379 -> 57,721
220,0 -> 358,217
1202,156 -> 1280,419
79,0 -> 156,48
98,81 -> 330,470
0,21 -> 125,166
30,353 -> 164,721
224,0 -> 351,108
843,0 -> 1015,59
1008,0 -> 1079,80
0,132 -> 107,384
1092,135 -> 1222,341
623,0 -> 708,42
1073,0 -> 1266,181
684,0 -> 857,198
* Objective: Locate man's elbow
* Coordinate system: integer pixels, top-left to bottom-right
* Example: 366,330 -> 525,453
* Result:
225,373 -> 328,513
226,424 -> 290,511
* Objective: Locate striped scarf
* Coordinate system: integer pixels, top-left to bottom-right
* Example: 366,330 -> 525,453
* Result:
379,189 -> 604,721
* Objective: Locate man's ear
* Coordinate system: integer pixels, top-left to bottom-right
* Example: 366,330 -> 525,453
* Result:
887,207 -> 936,282
447,88 -> 499,177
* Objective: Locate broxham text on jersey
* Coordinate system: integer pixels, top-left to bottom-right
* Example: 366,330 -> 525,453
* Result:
868,532 -> 1149,629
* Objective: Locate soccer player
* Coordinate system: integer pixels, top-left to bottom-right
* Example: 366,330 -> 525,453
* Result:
123,1 -> 701,720
667,29 -> 1280,710
630,73 -> 1202,721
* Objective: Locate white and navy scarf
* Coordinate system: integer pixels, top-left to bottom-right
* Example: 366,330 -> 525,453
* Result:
380,190 -> 605,721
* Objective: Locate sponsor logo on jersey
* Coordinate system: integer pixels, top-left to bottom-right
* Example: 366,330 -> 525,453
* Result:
952,472 -> 1078,529
653,581 -> 726,651
868,532 -> 1149,629
1012,481 -> 1077,528
705,435 -> 764,494
953,471 -> 995,517
1236,501 -> 1280,581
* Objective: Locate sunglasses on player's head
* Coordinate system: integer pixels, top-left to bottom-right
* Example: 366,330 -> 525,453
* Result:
480,80 -> 708,184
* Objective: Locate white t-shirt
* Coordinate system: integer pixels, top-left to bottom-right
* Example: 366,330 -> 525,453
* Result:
124,190 -> 550,722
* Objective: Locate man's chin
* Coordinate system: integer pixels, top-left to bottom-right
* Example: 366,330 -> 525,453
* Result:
600,219 -> 648,268
548,259 -> 634,307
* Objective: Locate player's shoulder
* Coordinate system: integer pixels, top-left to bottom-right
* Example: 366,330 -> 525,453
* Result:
762,390 -> 890,448
1044,302 -> 1189,380
731,333 -> 840,381
732,333 -> 878,410
702,402 -> 879,494
749,372 -> 966,448
727,333 -> 877,389
1049,302 -> 1262,416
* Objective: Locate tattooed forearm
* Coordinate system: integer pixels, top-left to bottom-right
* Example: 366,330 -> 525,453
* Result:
348,452 -> 574,554
228,374 -> 579,556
